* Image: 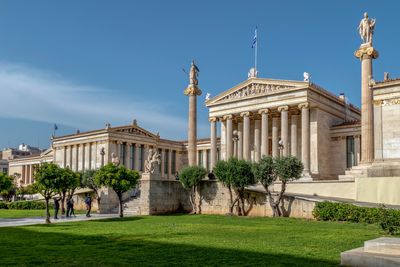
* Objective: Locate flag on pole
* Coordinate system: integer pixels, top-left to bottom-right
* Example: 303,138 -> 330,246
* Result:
252,26 -> 257,48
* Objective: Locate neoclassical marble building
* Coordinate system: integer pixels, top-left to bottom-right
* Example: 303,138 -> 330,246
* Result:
206,78 -> 360,180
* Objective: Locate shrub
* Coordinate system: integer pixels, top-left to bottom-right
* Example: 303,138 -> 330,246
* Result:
7,200 -> 47,210
179,166 -> 207,214
313,201 -> 400,235
0,201 -> 8,209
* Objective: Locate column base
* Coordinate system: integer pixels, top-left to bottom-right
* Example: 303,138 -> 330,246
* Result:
298,171 -> 313,182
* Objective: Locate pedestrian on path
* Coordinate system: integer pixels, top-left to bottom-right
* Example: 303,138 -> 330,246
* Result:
66,197 -> 72,217
53,197 -> 61,219
69,197 -> 76,217
85,195 -> 92,217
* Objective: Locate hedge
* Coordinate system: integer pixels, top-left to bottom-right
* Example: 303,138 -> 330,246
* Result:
0,200 -> 47,210
313,201 -> 400,235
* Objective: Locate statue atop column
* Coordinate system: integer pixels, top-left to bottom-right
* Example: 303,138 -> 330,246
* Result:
189,60 -> 199,86
358,12 -> 376,45
184,60 -> 202,96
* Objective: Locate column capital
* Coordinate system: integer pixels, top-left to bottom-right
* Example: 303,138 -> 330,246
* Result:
208,117 -> 218,122
240,111 -> 250,117
277,105 -> 289,112
354,45 -> 379,60
298,102 -> 310,109
258,108 -> 270,115
134,143 -> 141,148
223,114 -> 233,120
116,141 -> 123,145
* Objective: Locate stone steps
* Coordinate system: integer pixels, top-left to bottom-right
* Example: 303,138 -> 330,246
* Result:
341,238 -> 400,267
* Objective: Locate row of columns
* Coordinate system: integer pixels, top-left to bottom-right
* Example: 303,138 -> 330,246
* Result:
61,142 -> 178,179
209,102 -> 311,174
21,164 -> 36,185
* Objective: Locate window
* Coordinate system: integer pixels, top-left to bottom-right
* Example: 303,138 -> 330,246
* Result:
164,150 -> 169,175
346,136 -> 355,169
139,145 -> 144,171
158,148 -> 162,173
131,145 -> 135,169
171,150 -> 176,174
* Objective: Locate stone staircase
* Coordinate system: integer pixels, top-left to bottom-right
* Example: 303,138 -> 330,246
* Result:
111,197 -> 140,216
338,165 -> 369,181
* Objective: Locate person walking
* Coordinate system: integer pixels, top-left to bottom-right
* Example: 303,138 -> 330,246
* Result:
53,197 -> 61,219
85,195 -> 92,217
69,197 -> 76,217
66,197 -> 72,217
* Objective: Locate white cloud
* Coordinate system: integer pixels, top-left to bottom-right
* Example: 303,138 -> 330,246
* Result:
0,62 -> 208,140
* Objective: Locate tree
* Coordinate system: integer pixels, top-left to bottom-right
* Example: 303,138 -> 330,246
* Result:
81,170 -> 102,209
34,163 -> 63,223
214,158 -> 255,216
0,172 -> 14,201
94,163 -> 140,218
252,156 -> 303,217
179,166 -> 207,214
56,167 -> 80,215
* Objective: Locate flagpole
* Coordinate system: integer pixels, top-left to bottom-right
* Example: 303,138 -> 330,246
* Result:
255,27 -> 258,76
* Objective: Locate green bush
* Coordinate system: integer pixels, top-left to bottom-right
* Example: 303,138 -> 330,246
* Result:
0,201 -> 8,209
313,201 -> 400,235
7,200 -> 47,210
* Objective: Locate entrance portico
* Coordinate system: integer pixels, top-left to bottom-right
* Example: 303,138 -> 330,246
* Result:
206,77 -> 360,180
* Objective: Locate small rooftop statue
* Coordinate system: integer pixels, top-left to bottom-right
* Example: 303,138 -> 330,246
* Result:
384,72 -> 390,81
303,72 -> 310,82
358,12 -> 376,45
248,67 -> 258,78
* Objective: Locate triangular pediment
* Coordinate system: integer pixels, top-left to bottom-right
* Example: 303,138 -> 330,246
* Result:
110,124 -> 157,139
206,78 -> 308,106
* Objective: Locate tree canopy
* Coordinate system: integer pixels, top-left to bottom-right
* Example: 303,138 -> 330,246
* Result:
179,165 -> 207,214
94,163 -> 140,217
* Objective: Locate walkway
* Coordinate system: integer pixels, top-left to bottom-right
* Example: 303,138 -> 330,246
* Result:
0,214 -> 121,227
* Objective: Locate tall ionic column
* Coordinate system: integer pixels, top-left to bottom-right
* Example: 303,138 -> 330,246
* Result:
355,44 -> 378,163
291,114 -> 299,157
126,143 -> 132,169
241,112 -> 251,161
259,109 -> 269,157
184,61 -> 202,166
278,106 -> 289,157
168,149 -> 172,179
224,115 -> 233,159
209,117 -> 217,169
254,119 -> 261,162
237,121 -> 243,160
161,149 -> 165,178
299,102 -> 310,174
272,117 -> 279,158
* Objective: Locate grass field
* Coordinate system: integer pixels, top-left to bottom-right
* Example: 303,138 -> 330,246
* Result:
0,215 -> 381,266
0,209 -> 85,219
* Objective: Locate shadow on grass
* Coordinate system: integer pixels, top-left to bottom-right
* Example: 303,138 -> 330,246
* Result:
0,226 -> 338,267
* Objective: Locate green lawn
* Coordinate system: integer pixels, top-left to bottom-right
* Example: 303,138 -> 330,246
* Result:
0,209 -> 85,219
0,215 -> 381,266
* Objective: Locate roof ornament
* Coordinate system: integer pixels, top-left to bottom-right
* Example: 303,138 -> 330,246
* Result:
105,123 -> 111,130
205,93 -> 211,101
132,119 -> 137,126
248,67 -> 258,79
384,72 -> 390,81
303,72 -> 310,82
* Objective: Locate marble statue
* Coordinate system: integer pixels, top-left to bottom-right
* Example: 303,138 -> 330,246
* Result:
248,67 -> 258,78
384,72 -> 390,81
205,93 -> 211,101
189,60 -> 199,85
358,12 -> 376,45
111,153 -> 120,166
303,72 -> 310,82
144,148 -> 161,174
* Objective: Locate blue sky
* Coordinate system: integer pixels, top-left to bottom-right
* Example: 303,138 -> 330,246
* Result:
0,1 -> 399,149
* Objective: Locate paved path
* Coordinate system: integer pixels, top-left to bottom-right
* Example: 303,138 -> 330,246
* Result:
0,214 -> 120,227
